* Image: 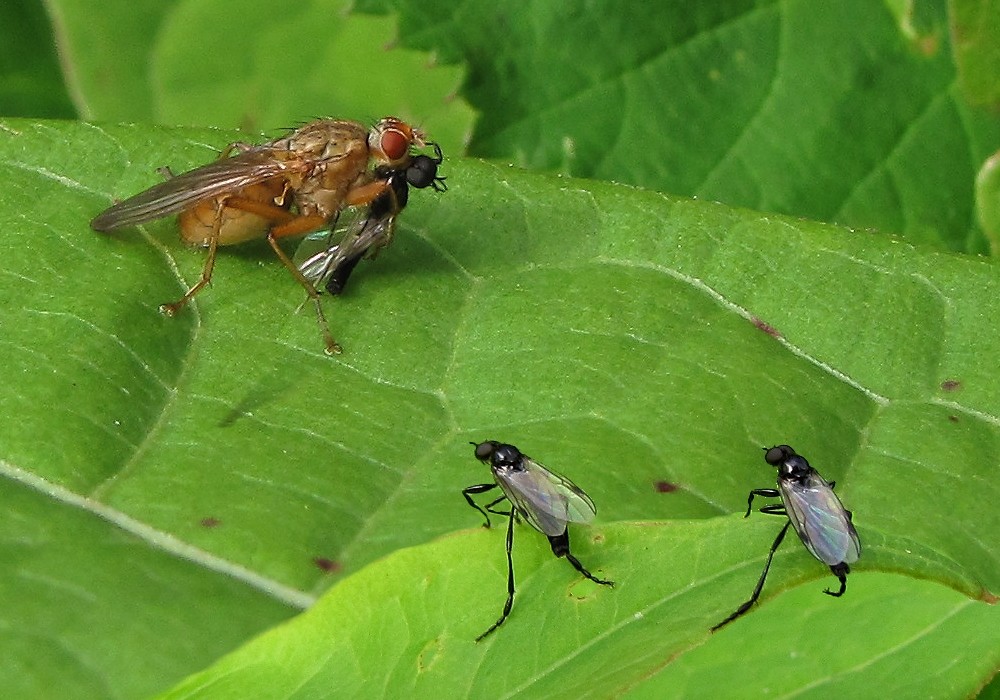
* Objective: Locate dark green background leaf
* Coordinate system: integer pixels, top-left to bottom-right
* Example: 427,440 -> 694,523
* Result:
361,0 -> 1000,253
1,119 -> 998,696
37,0 -> 1000,251
0,0 -> 75,118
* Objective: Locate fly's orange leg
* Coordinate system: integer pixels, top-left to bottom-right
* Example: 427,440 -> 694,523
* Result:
268,213 -> 341,354
159,199 -> 227,317
260,180 -> 396,356
160,179 -> 393,353
343,179 -> 393,207
216,142 -> 254,159
220,197 -> 343,354
344,178 -> 404,261
159,196 -> 295,314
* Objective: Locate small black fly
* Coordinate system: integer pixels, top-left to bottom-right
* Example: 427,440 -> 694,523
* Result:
712,444 -> 861,631
464,440 -> 614,641
295,143 -> 446,295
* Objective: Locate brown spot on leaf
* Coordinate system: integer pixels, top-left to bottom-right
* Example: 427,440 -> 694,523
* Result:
314,557 -> 341,574
654,480 -> 679,493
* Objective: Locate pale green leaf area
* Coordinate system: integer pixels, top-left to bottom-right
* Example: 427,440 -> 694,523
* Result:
2,119 -> 1000,696
45,0 -> 474,155
160,529 -> 1000,700
361,0 -> 1000,254
950,0 -> 1000,107
976,149 -> 1000,253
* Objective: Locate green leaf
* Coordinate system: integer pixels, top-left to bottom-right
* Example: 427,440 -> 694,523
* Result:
47,0 -> 474,154
2,118 -> 999,696
364,0 -> 1000,253
0,0 -> 75,118
976,148 -> 1000,253
45,0 -> 178,121
0,471 -> 301,699
950,0 -> 1000,107
156,528 -> 1000,699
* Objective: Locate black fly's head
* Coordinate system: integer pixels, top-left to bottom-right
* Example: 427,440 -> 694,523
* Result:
406,143 -> 447,192
764,445 -> 796,466
765,445 -> 813,482
472,441 -> 524,471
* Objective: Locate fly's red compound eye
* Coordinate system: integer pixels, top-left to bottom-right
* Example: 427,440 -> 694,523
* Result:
371,117 -> 414,163
379,127 -> 411,162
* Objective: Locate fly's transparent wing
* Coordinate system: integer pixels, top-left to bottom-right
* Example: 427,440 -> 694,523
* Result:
294,229 -> 341,286
495,458 -> 598,537
294,207 -> 398,288
781,472 -> 861,566
91,148 -> 297,231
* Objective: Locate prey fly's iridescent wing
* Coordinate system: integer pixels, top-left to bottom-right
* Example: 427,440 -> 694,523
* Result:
294,171 -> 406,292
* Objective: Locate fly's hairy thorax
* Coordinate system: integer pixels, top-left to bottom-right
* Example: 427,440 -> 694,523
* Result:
280,120 -> 373,220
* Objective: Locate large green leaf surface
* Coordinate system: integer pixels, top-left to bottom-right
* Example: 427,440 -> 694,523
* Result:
159,537 -> 1000,699
0,471 -> 299,699
1,118 -> 999,697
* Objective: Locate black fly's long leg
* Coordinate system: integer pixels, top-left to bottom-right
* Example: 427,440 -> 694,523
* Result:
463,483 -> 498,528
824,562 -> 850,597
712,520 -> 792,631
745,488 -> 780,517
547,531 -> 614,587
759,504 -> 787,516
484,496 -> 510,518
477,508 -> 517,642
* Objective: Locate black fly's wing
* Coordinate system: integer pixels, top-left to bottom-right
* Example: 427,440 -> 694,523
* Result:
495,457 -> 598,537
295,168 -> 407,291
780,471 -> 861,566
91,147 -> 298,231
294,207 -> 398,289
